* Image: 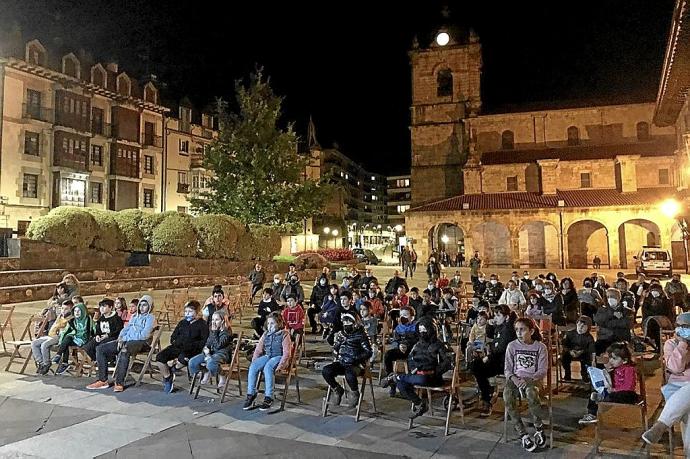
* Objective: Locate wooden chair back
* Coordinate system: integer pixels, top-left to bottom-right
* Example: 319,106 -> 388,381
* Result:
219,331 -> 244,403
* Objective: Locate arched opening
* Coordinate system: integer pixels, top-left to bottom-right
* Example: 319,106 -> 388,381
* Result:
618,219 -> 661,269
435,223 -> 464,260
519,221 -> 560,268
437,69 -> 453,97
472,221 -> 511,267
501,130 -> 514,150
567,220 -> 609,268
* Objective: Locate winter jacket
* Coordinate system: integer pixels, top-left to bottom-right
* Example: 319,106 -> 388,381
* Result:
333,326 -> 373,366
282,305 -> 305,331
280,282 -> 305,303
407,318 -> 451,374
257,298 -> 281,319
474,280 -> 488,298
320,297 -> 339,325
170,318 -> 209,355
664,338 -> 690,384
119,313 -> 156,342
48,314 -> 72,338
95,312 -> 124,340
385,276 -> 409,295
59,304 -> 93,347
560,289 -> 580,323
483,282 -> 504,304
417,301 -> 437,319
489,319 -> 517,360
541,294 -> 566,326
368,297 -> 385,318
409,297 -> 423,317
561,330 -> 595,355
310,284 -> 330,308
665,280 -> 689,309
361,316 -> 378,338
520,279 -> 534,295
426,262 -> 441,279
269,282 -> 284,302
611,364 -> 636,392
594,304 -> 632,342
577,287 -> 603,308
204,328 -> 233,361
642,294 -> 673,321
253,329 -> 291,370
248,269 -> 266,286
392,322 -> 418,349
498,288 -> 526,307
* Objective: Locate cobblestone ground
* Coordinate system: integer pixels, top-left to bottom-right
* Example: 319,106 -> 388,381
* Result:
0,266 -> 683,458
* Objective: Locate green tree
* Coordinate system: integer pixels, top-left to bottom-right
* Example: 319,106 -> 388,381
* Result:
191,69 -> 331,226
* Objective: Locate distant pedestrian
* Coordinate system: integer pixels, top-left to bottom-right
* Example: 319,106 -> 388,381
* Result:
592,255 -> 601,270
470,251 -> 482,288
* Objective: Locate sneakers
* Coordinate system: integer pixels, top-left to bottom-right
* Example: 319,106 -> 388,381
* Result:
578,413 -> 598,424
51,355 -> 61,364
87,380 -> 110,390
163,374 -> 174,393
243,393 -> 257,410
479,401 -> 492,417
642,421 -> 668,445
346,391 -> 360,408
329,386 -> 344,406
55,363 -> 69,375
533,426 -> 546,448
388,386 -> 397,397
409,400 -> 428,419
521,434 -> 537,452
259,397 -> 273,411
38,364 -> 51,375
113,384 -> 125,393
380,373 -> 395,389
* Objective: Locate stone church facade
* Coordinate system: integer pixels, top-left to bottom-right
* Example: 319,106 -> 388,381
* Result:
406,27 -> 689,270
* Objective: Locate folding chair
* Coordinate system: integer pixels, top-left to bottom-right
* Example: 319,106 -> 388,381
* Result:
502,321 -> 554,449
322,361 -> 377,422
0,305 -> 16,353
377,324 -> 409,383
112,327 -> 163,386
253,334 -> 302,411
592,353 -> 648,455
408,345 -> 465,436
4,316 -> 46,373
219,332 -> 244,403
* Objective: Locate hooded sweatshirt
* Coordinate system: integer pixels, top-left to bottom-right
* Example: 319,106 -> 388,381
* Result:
59,303 -> 92,347
119,294 -> 156,342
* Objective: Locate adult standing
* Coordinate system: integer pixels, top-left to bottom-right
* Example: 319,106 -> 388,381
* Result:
470,251 -> 482,289
401,247 -> 413,279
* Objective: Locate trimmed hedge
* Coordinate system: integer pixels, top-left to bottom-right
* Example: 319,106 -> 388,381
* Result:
150,212 -> 197,257
26,206 -> 281,260
27,207 -> 97,249
193,214 -> 239,259
84,208 -> 122,252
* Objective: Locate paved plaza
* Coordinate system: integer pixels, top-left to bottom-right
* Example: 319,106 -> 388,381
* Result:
0,266 -> 681,458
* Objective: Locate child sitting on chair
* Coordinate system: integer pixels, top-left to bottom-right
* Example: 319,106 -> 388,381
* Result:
561,316 -> 595,382
282,295 -> 305,339
579,341 -> 637,425
504,317 -> 549,452
465,311 -> 491,366
32,300 -> 73,375
83,299 -> 124,370
53,301 -> 93,375
188,311 -> 233,388
252,288 -> 282,339
359,301 -> 379,363
322,312 -> 373,408
244,312 -> 292,411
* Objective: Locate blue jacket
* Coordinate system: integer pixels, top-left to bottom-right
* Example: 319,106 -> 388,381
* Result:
119,313 -> 155,342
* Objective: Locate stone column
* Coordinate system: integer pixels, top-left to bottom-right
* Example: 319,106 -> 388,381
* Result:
510,232 -> 521,269
607,227 -> 620,269
614,155 -> 640,192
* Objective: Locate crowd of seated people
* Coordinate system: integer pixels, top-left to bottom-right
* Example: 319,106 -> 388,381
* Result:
20,265 -> 690,454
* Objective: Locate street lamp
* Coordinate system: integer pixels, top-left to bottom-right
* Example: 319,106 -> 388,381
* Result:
661,199 -> 681,219
394,224 -> 403,232
323,227 -> 330,248
436,31 -> 450,46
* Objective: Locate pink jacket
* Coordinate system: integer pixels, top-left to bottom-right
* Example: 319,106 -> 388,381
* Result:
612,364 -> 636,392
252,329 -> 292,371
664,338 -> 690,384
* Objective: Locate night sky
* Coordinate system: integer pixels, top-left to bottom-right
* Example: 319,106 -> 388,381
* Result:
0,0 -> 675,175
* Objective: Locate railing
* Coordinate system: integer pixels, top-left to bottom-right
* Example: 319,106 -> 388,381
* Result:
54,153 -> 89,172
177,183 -> 190,194
190,152 -> 205,168
142,133 -> 163,147
54,112 -> 90,133
22,104 -> 53,123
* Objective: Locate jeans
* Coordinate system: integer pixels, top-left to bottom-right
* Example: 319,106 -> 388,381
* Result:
396,373 -> 441,405
561,351 -> 592,378
322,362 -> 361,392
307,305 -> 321,331
31,335 -> 58,365
504,378 -> 543,434
189,352 -> 227,377
251,284 -> 263,300
404,263 -> 414,278
247,355 -> 282,397
659,382 -> 690,452
95,339 -> 149,385
384,347 -> 409,374
83,337 -> 116,362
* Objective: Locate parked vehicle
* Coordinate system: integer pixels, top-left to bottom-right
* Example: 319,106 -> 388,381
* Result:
634,246 -> 672,277
352,248 -> 380,265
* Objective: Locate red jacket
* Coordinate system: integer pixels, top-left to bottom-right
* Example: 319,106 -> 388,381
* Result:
612,364 -> 636,392
282,305 -> 305,331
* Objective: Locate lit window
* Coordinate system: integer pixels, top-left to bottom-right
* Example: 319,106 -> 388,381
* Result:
372,195 -> 377,201
90,182 -> 102,203
22,174 -> 38,198
143,188 -> 154,208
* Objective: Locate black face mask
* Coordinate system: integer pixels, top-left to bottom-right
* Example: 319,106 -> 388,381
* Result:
584,283 -> 592,288
419,331 -> 430,341
400,317 -> 410,325
343,324 -> 355,334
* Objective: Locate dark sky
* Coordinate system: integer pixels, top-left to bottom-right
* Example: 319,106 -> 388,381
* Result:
0,0 -> 675,175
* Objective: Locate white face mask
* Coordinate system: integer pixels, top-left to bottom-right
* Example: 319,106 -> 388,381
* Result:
608,298 -> 618,307
478,277 -> 485,282
490,280 -> 497,285
536,285 -> 543,291
267,321 -> 277,333
651,290 -> 661,298
524,275 -> 529,279
544,289 -> 552,295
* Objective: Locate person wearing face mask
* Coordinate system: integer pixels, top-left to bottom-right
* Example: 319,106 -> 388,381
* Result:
665,274 -> 690,313
154,300 -> 208,393
577,278 -> 603,320
473,272 -> 488,299
615,277 -> 636,315
498,280 -> 527,313
309,277 -> 331,334
642,312 -> 690,447
559,277 -> 580,324
381,306 -> 418,396
280,275 -> 305,304
87,294 -> 156,392
323,313 -> 373,408
270,275 -> 284,302
642,284 -> 674,352
540,280 -> 566,326
367,288 -> 385,320
520,271 -> 534,295
189,311 -> 233,389
472,304 -> 517,416
593,289 -> 632,355
253,288 -> 282,338
386,317 -> 451,419
483,274 -> 504,306
244,312 -> 292,411
325,292 -> 361,346
319,285 -> 341,339
560,316 -> 595,382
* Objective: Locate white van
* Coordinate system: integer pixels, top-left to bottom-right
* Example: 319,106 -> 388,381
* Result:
634,246 -> 672,277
